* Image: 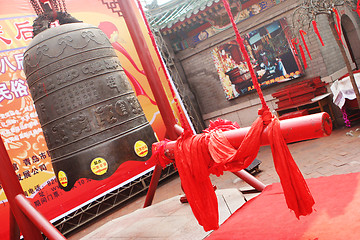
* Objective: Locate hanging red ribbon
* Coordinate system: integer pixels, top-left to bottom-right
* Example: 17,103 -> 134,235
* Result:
354,0 -> 360,18
221,1 -> 267,110
291,38 -> 299,55
299,29 -> 312,60
299,44 -> 307,69
333,8 -> 344,45
312,20 -> 325,46
221,0 -> 314,219
170,0 -> 315,232
175,131 -> 220,231
175,111 -> 315,231
175,115 -> 268,231
291,38 -> 306,69
267,118 -> 315,218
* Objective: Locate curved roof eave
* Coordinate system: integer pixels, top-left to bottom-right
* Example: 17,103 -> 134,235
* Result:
147,0 -> 220,30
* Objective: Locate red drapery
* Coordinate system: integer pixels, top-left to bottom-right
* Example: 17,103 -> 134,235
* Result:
170,0 -> 315,231
150,0 -> 316,232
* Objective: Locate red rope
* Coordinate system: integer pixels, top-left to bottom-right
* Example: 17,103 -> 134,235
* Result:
291,38 -> 307,70
299,44 -> 307,69
291,38 -> 299,55
222,0 -> 314,221
299,29 -> 312,60
355,0 -> 360,18
333,8 -> 344,45
222,0 -> 268,113
152,0 -> 315,231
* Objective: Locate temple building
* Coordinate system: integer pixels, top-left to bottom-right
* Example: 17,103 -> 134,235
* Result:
145,0 -> 360,130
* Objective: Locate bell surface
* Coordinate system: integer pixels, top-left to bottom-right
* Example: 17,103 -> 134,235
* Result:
24,23 -> 157,191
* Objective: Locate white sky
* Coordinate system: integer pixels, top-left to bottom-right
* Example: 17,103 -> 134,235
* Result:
158,0 -> 173,4
142,0 -> 174,5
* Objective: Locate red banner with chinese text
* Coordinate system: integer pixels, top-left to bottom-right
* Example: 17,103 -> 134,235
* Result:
0,0 -> 191,238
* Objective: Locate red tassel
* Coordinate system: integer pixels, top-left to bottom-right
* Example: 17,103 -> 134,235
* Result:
333,8 -> 344,45
299,29 -> 312,60
267,118 -> 315,218
222,0 -> 268,109
171,0 -> 314,232
299,44 -> 307,69
355,0 -> 360,18
291,38 -> 299,55
312,20 -> 324,46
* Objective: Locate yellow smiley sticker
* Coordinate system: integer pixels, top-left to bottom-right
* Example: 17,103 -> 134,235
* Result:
134,140 -> 148,157
58,171 -> 68,187
91,157 -> 108,175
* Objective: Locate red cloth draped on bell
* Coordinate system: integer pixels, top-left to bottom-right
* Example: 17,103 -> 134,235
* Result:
174,109 -> 314,231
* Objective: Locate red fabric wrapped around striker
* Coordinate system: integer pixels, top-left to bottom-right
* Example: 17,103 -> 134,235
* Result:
172,0 -> 315,232
174,111 -> 314,231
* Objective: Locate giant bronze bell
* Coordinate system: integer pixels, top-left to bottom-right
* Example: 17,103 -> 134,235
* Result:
24,23 -> 157,191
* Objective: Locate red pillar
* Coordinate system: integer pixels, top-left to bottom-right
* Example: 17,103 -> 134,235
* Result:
118,0 -> 182,207
0,137 -> 44,240
9,209 -> 20,239
14,195 -> 66,240
232,170 -> 266,191
143,164 -> 163,208
117,0 -> 178,141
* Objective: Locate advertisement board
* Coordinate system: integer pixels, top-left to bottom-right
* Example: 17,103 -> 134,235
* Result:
0,0 -> 190,238
211,19 -> 302,100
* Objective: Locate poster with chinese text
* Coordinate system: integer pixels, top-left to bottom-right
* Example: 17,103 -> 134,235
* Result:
0,0 -> 191,238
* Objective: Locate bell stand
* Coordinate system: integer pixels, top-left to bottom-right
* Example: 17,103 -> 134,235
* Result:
118,0 -> 267,207
0,1 -> 333,239
0,1 -> 78,239
118,0 -> 333,208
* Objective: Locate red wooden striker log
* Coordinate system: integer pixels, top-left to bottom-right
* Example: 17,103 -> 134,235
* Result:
164,112 -> 332,154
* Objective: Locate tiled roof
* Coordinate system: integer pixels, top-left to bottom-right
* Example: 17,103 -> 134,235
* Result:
146,0 -> 220,30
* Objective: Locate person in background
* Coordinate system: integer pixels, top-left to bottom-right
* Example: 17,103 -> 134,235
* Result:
275,57 -> 287,77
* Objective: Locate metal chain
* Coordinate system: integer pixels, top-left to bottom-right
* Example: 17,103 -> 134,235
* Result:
29,0 -> 69,15
51,0 -> 59,11
30,0 -> 43,15
61,0 -> 67,12
58,0 -> 63,12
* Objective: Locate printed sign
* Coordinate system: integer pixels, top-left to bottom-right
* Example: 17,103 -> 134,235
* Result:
211,19 -> 302,100
134,140 -> 149,157
91,158 -> 108,176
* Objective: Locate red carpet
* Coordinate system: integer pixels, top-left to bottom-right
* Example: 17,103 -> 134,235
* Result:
207,173 -> 360,240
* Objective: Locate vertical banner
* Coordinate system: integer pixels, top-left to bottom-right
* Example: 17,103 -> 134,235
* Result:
0,0 -> 191,238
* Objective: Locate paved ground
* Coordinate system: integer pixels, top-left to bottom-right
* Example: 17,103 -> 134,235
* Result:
79,189 -> 246,240
68,124 -> 360,239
